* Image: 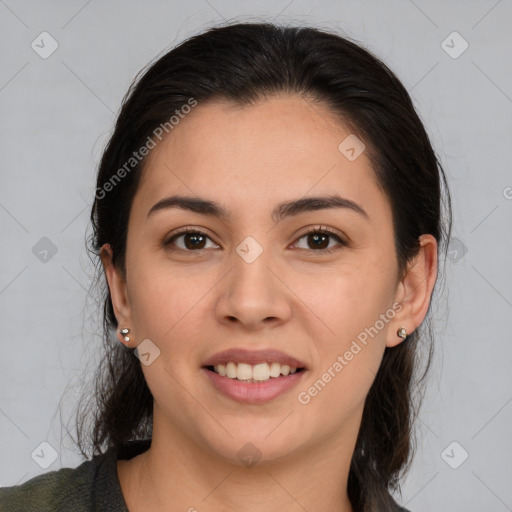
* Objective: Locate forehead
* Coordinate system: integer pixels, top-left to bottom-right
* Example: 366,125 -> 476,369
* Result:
134,94 -> 390,224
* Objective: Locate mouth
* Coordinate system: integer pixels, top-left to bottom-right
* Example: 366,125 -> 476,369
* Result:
203,362 -> 306,383
201,348 -> 308,402
202,363 -> 307,403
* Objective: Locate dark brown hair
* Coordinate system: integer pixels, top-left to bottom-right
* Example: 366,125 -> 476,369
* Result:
73,21 -> 452,511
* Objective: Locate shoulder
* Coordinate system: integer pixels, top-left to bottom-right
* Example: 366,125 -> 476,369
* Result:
0,440 -> 150,512
0,457 -> 98,512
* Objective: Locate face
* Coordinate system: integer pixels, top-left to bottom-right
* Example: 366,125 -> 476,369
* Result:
104,94 -> 418,465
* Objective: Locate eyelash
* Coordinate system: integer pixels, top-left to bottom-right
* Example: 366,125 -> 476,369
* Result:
163,226 -> 347,255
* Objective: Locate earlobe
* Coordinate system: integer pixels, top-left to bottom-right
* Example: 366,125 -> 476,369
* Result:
386,234 -> 438,348
100,243 -> 133,338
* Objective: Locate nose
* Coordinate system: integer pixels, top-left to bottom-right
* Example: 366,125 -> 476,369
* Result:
214,244 -> 292,331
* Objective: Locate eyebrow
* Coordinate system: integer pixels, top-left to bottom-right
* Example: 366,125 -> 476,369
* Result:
147,194 -> 369,223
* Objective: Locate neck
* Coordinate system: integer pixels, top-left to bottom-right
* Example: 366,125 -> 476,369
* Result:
118,408 -> 361,512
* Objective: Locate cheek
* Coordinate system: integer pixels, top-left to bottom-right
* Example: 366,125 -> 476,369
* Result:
128,264 -> 213,406
297,259 -> 395,414
294,271 -> 395,412
294,260 -> 397,406
299,260 -> 397,343
296,343 -> 382,429
126,254 -> 217,343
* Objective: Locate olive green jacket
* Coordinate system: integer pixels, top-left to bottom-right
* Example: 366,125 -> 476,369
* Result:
0,439 -> 151,512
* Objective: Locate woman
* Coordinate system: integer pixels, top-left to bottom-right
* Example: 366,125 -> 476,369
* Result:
0,21 -> 451,512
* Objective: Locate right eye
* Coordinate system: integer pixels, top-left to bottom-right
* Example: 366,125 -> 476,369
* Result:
164,228 -> 219,252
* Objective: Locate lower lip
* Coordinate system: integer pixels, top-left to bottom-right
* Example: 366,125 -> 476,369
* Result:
202,367 -> 306,403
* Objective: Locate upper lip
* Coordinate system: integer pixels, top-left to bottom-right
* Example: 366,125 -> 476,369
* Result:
202,348 -> 308,369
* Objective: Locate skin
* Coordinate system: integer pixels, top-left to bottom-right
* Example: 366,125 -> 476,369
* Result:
101,94 -> 437,512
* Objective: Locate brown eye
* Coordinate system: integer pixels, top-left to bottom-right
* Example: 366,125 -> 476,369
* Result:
164,229 -> 218,252
181,232 -> 207,250
294,227 -> 346,254
306,232 -> 330,250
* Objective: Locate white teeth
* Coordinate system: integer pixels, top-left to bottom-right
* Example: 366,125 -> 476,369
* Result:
213,362 -> 299,381
237,363 -> 253,380
269,362 -> 281,378
252,363 -> 270,381
226,362 -> 237,379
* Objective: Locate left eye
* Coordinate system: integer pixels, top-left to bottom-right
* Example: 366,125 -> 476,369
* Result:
164,227 -> 346,254
294,228 -> 346,253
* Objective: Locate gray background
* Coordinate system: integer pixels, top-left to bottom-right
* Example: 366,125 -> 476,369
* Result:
1,0 -> 511,510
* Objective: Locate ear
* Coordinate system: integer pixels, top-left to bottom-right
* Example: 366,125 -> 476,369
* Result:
387,234 -> 438,348
100,243 -> 134,347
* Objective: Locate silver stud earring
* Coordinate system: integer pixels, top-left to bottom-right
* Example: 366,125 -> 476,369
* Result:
120,328 -> 130,343
397,327 -> 407,339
